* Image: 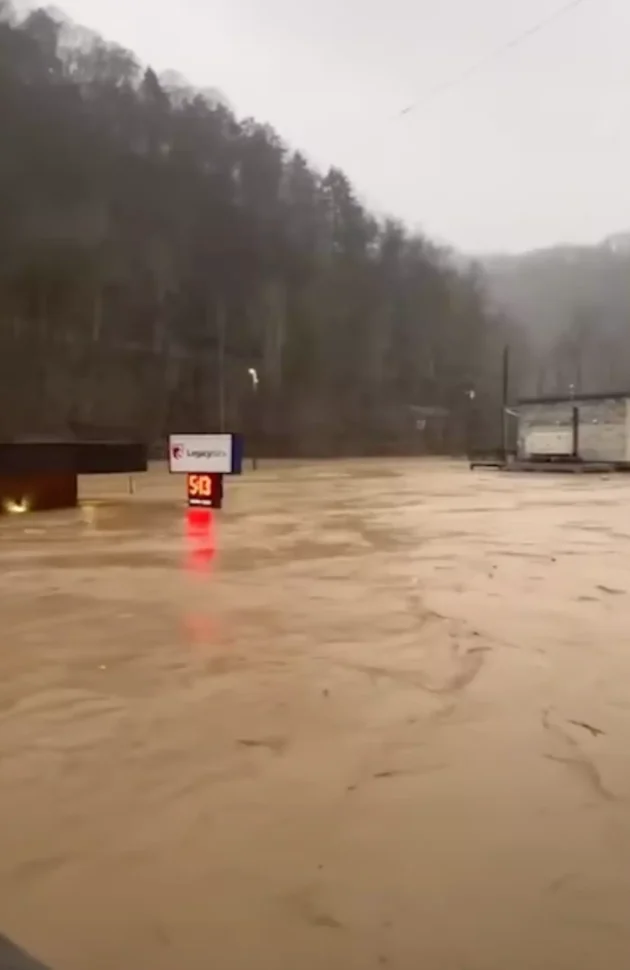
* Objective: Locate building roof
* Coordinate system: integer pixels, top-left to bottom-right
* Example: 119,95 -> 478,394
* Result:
517,391 -> 630,406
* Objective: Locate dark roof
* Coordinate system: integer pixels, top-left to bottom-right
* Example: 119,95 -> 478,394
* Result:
517,390 -> 630,406
0,441 -> 147,475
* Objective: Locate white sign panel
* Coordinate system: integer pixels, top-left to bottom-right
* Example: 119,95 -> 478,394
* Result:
168,434 -> 234,474
524,428 -> 572,455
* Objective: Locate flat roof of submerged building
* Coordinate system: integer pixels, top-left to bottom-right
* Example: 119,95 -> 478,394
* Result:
517,390 -> 630,407
0,440 -> 147,476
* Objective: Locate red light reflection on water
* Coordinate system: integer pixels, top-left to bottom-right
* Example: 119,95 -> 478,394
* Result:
183,612 -> 216,644
185,507 -> 216,573
183,507 -> 218,644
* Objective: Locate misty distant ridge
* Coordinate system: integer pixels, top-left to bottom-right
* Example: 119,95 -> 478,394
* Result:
602,231 -> 630,255
480,225 -> 630,398
480,227 -> 630,336
480,229 -> 630,269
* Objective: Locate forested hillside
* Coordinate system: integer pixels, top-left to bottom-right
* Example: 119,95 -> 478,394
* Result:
0,2 -> 515,455
484,234 -> 630,398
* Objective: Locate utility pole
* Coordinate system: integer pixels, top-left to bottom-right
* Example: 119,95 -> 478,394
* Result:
501,345 -> 510,461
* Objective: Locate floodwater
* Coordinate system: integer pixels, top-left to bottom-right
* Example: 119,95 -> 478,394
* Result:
2,460 -> 630,970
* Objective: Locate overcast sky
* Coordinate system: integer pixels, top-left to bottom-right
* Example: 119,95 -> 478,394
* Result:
52,0 -> 628,253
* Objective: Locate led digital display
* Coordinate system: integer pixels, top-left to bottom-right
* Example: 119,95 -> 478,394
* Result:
186,472 -> 223,509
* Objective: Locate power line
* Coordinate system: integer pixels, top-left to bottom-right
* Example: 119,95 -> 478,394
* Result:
397,0 -> 592,119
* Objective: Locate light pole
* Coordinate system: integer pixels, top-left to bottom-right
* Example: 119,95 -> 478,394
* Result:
247,367 -> 259,470
465,388 -> 476,458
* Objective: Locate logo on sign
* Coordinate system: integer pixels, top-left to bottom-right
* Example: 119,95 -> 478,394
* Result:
172,445 -> 226,461
187,449 -> 226,459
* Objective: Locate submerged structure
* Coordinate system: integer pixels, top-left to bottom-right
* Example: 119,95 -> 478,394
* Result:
471,390 -> 630,473
0,438 -> 147,513
514,390 -> 630,469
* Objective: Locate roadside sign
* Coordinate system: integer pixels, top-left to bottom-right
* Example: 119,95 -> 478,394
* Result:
168,433 -> 243,474
186,472 -> 224,509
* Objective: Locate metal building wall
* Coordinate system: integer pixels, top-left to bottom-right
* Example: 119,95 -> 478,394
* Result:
517,403 -> 573,457
576,399 -> 626,461
518,398 -> 629,462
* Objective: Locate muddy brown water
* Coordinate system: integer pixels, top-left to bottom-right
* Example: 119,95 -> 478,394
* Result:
2,460 -> 630,969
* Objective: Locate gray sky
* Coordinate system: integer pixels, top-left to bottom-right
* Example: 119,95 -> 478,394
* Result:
54,0 -> 629,253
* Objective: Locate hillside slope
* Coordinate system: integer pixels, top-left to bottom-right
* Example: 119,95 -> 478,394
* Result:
482,232 -> 630,396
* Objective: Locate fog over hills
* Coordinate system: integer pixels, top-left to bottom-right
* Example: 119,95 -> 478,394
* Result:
480,230 -> 630,397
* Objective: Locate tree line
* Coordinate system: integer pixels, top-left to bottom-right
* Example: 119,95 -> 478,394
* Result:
0,2 -> 516,455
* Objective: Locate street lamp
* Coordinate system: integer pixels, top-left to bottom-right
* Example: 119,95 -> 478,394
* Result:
465,387 -> 476,459
247,367 -> 259,469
